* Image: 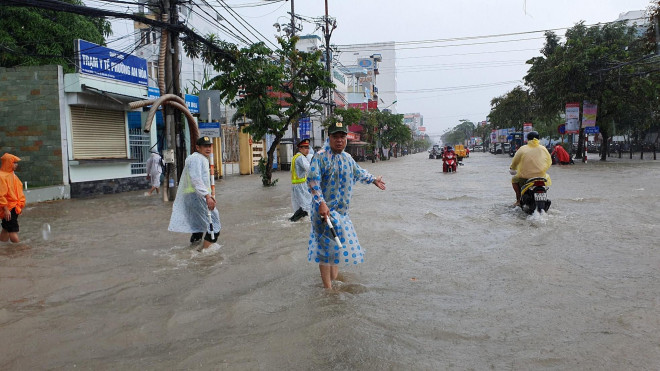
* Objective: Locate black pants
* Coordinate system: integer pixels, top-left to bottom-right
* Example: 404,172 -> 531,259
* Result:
190,232 -> 218,243
1,208 -> 19,232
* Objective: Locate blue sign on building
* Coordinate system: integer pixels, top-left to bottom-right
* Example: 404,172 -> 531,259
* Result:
185,94 -> 199,114
145,88 -> 199,114
148,87 -> 160,100
76,39 -> 148,86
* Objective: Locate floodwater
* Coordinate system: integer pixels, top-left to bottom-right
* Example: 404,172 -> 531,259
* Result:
1,152 -> 659,370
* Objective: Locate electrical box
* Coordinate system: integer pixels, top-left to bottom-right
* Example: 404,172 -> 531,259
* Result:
163,149 -> 175,164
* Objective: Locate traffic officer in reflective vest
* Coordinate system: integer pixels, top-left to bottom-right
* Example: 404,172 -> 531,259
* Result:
290,138 -> 312,221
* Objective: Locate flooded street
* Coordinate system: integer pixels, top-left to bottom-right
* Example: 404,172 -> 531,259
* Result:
1,152 -> 659,370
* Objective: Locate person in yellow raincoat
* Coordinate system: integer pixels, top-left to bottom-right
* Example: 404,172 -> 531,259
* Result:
509,131 -> 551,207
0,153 -> 26,243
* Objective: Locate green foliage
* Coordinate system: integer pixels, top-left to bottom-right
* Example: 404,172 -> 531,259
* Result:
201,35 -> 333,186
442,119 -> 475,145
0,0 -> 111,72
330,107 -> 411,152
257,157 -> 278,187
523,19 -> 659,159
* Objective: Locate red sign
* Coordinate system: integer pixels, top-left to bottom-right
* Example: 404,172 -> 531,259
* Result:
347,132 -> 360,141
348,101 -> 378,111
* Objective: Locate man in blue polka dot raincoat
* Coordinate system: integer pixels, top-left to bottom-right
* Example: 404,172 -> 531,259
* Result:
306,122 -> 386,289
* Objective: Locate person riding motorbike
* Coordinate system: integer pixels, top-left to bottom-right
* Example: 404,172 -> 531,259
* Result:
443,146 -> 457,172
509,131 -> 552,206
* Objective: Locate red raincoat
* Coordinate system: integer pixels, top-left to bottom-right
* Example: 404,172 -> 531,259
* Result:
551,145 -> 571,164
0,153 -> 26,219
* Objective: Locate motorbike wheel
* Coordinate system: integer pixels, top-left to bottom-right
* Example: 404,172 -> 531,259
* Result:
535,201 -> 546,213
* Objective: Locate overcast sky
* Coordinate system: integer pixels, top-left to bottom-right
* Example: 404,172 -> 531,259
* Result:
104,0 -> 653,137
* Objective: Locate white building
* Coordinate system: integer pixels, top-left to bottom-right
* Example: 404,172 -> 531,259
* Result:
335,42 -> 398,112
616,10 -> 649,36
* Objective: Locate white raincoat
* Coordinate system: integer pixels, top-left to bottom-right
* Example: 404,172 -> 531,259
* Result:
306,139 -> 375,266
168,152 -> 221,235
291,152 -> 312,213
145,152 -> 162,188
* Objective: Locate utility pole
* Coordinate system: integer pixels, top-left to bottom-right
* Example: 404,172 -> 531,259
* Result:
163,0 -> 182,200
324,0 -> 334,116
163,0 -> 175,200
171,0 -> 185,179
289,0 -> 299,153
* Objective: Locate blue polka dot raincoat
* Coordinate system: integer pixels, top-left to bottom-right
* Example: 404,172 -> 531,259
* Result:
307,140 -> 375,266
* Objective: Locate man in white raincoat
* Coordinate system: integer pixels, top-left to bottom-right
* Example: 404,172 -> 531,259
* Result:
145,150 -> 162,196
307,122 -> 386,289
289,138 -> 312,222
168,136 -> 221,250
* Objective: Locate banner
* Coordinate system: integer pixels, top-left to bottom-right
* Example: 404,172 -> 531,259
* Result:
523,122 -> 533,141
348,101 -> 378,111
565,102 -> 580,134
298,116 -> 311,139
76,39 -> 148,86
498,128 -> 509,143
490,130 -> 497,143
582,101 -> 597,127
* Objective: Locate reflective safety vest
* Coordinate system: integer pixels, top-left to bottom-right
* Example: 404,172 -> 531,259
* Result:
291,153 -> 307,184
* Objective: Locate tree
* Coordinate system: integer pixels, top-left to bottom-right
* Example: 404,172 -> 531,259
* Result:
0,0 -> 111,72
330,107 -> 409,159
524,21 -> 657,160
379,111 -> 410,157
441,119 -> 475,146
201,35 -> 333,186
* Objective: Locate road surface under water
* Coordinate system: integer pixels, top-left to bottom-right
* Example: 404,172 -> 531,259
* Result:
1,152 -> 659,370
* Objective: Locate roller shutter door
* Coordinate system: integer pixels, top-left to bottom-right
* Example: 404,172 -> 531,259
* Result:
71,107 -> 127,159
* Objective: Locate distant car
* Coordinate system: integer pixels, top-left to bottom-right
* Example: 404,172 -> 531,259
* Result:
473,145 -> 483,151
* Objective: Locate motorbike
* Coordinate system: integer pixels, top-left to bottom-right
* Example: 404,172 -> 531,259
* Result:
519,177 -> 551,214
442,151 -> 457,173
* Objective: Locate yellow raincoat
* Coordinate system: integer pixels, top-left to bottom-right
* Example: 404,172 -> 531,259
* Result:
510,139 -> 552,185
0,153 -> 26,219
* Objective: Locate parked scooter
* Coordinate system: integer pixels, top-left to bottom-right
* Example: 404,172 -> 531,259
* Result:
442,147 -> 457,173
519,177 -> 551,214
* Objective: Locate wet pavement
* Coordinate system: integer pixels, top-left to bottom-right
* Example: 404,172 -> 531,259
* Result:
1,152 -> 659,370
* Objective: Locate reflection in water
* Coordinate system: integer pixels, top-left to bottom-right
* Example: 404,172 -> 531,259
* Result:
1,153 -> 659,369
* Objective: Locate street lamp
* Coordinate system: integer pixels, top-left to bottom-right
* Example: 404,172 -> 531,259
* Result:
382,100 -> 397,110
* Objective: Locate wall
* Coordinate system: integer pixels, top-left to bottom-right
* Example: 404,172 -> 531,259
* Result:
0,65 -> 65,188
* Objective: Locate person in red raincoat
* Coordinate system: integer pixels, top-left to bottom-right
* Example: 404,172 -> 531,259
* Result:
551,144 -> 573,165
0,153 -> 26,243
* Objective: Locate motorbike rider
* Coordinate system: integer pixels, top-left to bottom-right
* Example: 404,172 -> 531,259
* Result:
443,146 -> 456,171
509,131 -> 552,207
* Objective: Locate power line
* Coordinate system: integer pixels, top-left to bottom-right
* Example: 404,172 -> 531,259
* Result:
213,0 -> 279,50
188,2 -> 253,45
335,17 -> 649,49
2,0 -> 237,62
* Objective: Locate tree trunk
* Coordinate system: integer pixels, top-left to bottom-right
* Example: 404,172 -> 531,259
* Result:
263,134 -> 282,186
600,128 -> 608,161
575,128 -> 584,159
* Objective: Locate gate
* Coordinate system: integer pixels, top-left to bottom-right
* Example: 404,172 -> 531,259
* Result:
221,125 -> 240,176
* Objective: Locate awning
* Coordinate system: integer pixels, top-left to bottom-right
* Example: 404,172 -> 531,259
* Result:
81,84 -> 144,106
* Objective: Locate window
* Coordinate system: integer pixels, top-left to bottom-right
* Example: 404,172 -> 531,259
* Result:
148,61 -> 158,81
140,29 -> 157,46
